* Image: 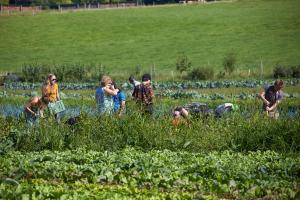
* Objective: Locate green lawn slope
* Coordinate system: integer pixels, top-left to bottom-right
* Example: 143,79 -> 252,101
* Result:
0,0 -> 299,76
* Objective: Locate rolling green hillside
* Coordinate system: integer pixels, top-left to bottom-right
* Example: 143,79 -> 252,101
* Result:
0,0 -> 299,76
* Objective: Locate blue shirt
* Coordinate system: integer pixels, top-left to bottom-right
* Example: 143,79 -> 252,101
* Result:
95,87 -> 114,114
113,91 -> 126,112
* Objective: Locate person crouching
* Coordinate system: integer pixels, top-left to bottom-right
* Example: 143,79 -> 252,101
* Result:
24,96 -> 49,126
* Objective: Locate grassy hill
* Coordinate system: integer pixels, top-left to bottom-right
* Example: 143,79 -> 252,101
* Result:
0,0 -> 299,78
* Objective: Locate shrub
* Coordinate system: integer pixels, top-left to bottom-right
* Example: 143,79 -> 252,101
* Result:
21,63 -> 46,83
217,71 -> 225,79
291,65 -> 300,78
176,52 -> 192,74
223,52 -> 236,74
187,67 -> 214,80
21,63 -> 99,82
273,64 -> 293,78
134,64 -> 142,77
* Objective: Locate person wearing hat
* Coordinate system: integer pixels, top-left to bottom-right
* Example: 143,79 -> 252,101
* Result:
259,79 -> 283,119
214,103 -> 239,118
133,73 -> 154,115
172,103 -> 210,127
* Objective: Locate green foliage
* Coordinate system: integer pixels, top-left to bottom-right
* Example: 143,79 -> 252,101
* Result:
0,102 -> 299,153
223,52 -> 236,75
273,64 -> 291,78
20,63 -> 106,83
21,64 -> 44,83
4,78 -> 300,89
291,65 -> 300,78
0,0 -> 9,5
0,148 -> 299,199
0,82 -> 299,199
273,64 -> 300,78
134,64 -> 142,78
187,67 -> 214,80
176,52 -> 192,74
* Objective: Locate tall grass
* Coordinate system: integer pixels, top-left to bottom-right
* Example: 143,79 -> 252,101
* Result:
1,109 -> 299,154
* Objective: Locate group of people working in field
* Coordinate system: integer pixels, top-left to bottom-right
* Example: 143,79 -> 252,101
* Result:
24,73 -> 155,126
95,73 -> 154,117
24,72 -> 284,127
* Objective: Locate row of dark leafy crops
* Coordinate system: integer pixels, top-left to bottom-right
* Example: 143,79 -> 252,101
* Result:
158,90 -> 300,100
3,79 -> 300,90
1,148 -> 299,199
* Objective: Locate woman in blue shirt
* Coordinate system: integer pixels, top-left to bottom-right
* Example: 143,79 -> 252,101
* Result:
111,82 -> 126,117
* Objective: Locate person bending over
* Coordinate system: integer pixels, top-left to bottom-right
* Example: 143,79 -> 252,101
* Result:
259,79 -> 283,119
172,103 -> 210,127
24,96 -> 49,126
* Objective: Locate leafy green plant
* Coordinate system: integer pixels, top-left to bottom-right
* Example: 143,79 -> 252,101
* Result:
273,64 -> 292,78
291,65 -> 300,78
223,52 -> 236,75
187,67 -> 214,80
0,148 -> 299,199
176,52 -> 192,75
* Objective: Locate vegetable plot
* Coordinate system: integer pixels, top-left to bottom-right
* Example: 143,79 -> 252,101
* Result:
1,148 -> 299,199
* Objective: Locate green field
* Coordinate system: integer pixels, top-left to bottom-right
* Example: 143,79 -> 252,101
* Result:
1,80 -> 300,198
0,0 -> 300,77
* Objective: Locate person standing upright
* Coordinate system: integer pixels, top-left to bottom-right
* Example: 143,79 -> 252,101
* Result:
95,76 -> 119,115
133,74 -> 154,115
41,74 -> 62,121
42,74 -> 60,103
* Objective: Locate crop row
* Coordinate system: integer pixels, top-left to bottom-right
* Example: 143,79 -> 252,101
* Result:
0,148 -> 299,199
159,91 -> 300,100
3,79 -> 300,90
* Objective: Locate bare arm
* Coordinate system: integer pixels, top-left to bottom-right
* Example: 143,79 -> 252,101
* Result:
25,97 -> 38,115
56,84 -> 60,101
118,100 -> 126,117
266,100 -> 281,112
56,90 -> 60,101
42,85 -> 48,97
259,91 -> 270,106
103,86 -> 119,96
